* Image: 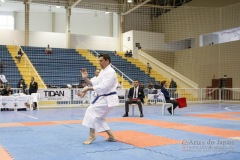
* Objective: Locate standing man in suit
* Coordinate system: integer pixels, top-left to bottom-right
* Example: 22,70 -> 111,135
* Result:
29,77 -> 38,110
123,79 -> 144,117
169,78 -> 177,98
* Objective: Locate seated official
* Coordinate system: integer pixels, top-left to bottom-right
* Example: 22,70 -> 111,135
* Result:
17,79 -> 27,94
123,80 -> 144,117
160,80 -> 179,115
1,85 -> 13,111
1,85 -> 13,96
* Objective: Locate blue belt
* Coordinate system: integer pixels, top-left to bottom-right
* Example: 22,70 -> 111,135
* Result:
92,92 -> 117,104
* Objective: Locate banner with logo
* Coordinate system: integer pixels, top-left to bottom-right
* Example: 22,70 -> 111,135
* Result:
15,95 -> 31,109
72,89 -> 90,103
0,96 -> 31,109
0,96 -> 16,109
39,89 -> 71,101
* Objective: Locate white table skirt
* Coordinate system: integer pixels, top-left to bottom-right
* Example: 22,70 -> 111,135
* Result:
0,95 -> 32,110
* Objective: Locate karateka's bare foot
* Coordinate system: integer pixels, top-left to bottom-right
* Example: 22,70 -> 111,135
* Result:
105,137 -> 117,142
82,136 -> 96,145
105,135 -> 117,142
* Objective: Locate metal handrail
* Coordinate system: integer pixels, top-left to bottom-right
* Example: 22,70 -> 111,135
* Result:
111,64 -> 133,83
138,50 -> 198,89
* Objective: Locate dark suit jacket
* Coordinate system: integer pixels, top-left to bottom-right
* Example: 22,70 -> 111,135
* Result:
161,87 -> 170,100
29,81 -> 38,94
128,86 -> 145,103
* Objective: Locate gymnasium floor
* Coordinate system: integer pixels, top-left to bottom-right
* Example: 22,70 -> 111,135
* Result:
0,103 -> 240,160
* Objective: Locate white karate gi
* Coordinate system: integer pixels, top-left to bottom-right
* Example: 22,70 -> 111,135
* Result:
82,64 -> 119,132
90,76 -> 97,103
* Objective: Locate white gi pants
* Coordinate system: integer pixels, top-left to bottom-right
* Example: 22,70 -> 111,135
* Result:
82,97 -> 112,132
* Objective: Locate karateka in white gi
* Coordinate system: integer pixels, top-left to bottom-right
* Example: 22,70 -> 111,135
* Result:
78,54 -> 119,144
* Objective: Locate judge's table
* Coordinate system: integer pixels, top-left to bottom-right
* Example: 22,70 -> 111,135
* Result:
0,93 -> 38,111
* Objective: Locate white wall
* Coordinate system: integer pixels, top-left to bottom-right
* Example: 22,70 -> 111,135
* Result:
122,30 -> 133,51
14,12 -> 53,32
0,29 -> 118,50
0,10 -> 119,50
112,13 -> 119,38
70,34 -> 119,51
29,31 -> 66,48
70,12 -> 114,37
0,29 -> 24,45
11,11 -> 118,37
122,30 -> 191,58
133,30 -> 165,51
54,13 -> 66,33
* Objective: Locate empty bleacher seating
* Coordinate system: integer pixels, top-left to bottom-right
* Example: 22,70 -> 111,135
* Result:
0,45 -> 22,88
22,46 -> 97,87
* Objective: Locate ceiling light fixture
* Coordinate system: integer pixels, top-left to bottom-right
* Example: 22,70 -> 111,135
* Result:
127,0 -> 132,3
56,5 -> 61,8
1,0 -> 6,3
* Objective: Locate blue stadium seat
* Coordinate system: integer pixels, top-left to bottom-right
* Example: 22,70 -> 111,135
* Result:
22,46 -> 96,87
0,45 -> 22,88
91,50 -> 156,86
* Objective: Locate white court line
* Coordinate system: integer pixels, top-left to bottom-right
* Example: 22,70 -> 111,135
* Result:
229,137 -> 240,140
225,106 -> 240,111
16,112 -> 38,119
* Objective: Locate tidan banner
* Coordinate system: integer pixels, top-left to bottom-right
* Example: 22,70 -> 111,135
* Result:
39,89 -> 71,101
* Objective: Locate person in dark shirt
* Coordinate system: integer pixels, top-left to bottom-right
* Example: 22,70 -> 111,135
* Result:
17,79 -> 27,94
45,44 -> 52,54
123,80 -> 145,117
15,48 -> 24,63
29,77 -> 38,110
1,85 -> 13,96
169,78 -> 177,98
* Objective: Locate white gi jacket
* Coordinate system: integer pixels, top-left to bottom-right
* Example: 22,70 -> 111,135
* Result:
91,64 -> 119,107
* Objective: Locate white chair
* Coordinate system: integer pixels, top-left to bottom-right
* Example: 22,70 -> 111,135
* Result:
131,104 -> 137,116
31,93 -> 40,110
158,92 -> 173,115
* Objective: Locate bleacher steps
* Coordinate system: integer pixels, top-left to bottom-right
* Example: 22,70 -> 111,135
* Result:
7,45 -> 47,89
76,49 -> 132,89
118,51 -> 196,100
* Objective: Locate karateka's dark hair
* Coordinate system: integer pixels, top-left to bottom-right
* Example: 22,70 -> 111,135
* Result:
99,54 -> 111,63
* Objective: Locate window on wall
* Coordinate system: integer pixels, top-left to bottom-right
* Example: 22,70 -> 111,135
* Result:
0,15 -> 14,30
